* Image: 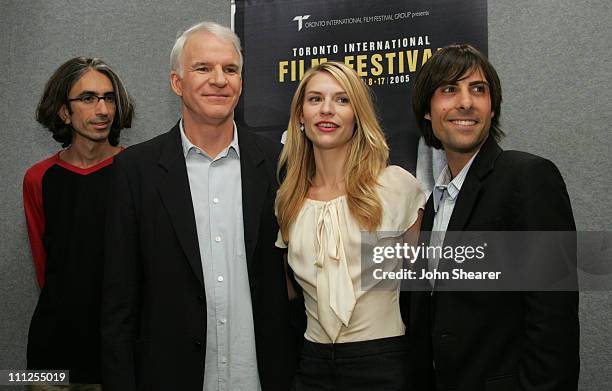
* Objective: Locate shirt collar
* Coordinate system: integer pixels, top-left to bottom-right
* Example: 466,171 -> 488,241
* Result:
432,151 -> 479,212
179,118 -> 240,159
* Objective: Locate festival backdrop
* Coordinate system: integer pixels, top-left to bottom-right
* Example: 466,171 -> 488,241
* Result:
233,0 -> 487,175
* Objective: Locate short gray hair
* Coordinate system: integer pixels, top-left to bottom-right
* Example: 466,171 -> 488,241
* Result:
170,21 -> 243,76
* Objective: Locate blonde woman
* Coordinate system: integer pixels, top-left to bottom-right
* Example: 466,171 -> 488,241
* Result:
276,62 -> 425,390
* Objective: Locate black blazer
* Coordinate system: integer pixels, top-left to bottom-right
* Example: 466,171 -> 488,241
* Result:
101,123 -> 300,390
406,136 -> 579,391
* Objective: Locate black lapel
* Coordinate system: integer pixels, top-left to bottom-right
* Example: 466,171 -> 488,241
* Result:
412,195 -> 436,292
421,196 -> 435,232
445,136 -> 501,232
155,123 -> 204,287
238,128 -> 269,273
418,195 -> 435,251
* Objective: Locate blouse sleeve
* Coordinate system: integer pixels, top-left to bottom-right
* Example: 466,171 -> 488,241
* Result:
274,203 -> 288,249
377,165 -> 426,236
275,230 -> 288,249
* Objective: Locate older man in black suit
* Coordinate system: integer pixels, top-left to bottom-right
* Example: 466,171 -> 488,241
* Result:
405,44 -> 579,391
101,22 -> 301,391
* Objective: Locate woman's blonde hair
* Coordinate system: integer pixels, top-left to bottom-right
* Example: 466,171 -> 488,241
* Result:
276,61 -> 389,242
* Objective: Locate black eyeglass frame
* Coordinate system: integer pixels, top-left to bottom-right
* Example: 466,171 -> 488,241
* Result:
67,93 -> 117,105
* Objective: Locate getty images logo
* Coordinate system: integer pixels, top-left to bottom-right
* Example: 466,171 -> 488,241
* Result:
293,15 -> 310,31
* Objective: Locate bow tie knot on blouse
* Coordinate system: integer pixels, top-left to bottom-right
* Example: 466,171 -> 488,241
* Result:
314,202 -> 357,340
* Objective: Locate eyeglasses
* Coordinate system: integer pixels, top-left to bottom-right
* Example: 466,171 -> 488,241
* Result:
68,93 -> 116,105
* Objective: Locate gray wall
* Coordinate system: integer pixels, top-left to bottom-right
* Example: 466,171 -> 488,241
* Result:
490,1 -> 612,388
1,0 -> 610,389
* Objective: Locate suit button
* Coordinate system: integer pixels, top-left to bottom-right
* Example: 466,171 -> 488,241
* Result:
440,333 -> 453,342
194,341 -> 203,351
198,295 -> 204,304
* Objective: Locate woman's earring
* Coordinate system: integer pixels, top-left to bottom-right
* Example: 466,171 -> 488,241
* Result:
300,123 -> 305,132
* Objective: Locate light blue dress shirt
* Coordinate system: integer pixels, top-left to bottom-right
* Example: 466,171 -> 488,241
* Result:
429,152 -> 479,285
180,120 -> 261,391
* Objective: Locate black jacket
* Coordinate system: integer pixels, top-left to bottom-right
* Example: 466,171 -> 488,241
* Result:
101,123 -> 301,390
405,136 -> 579,391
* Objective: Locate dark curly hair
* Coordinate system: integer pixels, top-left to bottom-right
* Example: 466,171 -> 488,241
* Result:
411,44 -> 503,149
36,57 -> 134,147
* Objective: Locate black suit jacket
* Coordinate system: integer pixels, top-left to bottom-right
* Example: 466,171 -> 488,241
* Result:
101,123 -> 300,390
406,136 -> 579,391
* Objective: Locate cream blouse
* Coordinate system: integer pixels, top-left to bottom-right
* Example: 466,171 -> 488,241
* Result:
276,165 -> 425,343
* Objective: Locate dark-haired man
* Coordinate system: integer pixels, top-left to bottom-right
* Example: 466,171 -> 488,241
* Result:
406,44 -> 579,390
23,57 -> 134,386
